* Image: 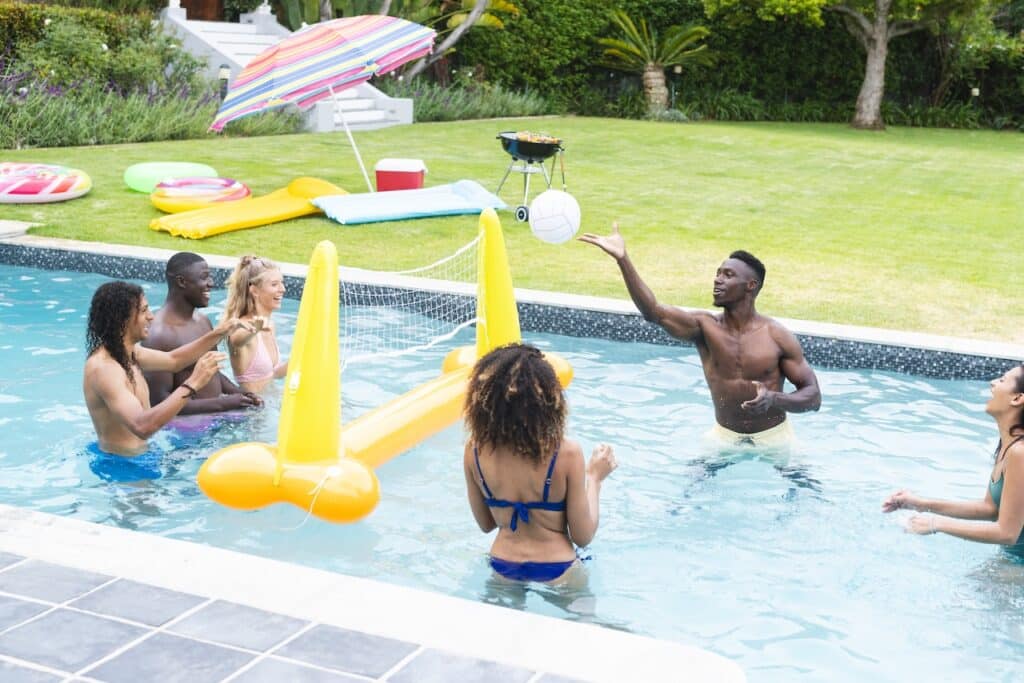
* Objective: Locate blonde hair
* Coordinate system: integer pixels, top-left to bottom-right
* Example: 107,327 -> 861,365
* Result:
225,255 -> 280,319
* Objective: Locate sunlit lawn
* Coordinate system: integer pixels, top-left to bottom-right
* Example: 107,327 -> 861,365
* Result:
3,118 -> 1023,342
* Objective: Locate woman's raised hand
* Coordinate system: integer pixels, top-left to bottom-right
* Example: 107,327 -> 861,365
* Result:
587,443 -> 617,481
214,316 -> 253,337
882,489 -> 921,513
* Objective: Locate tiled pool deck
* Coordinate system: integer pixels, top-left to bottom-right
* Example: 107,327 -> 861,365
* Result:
0,506 -> 743,683
0,555 -> 563,683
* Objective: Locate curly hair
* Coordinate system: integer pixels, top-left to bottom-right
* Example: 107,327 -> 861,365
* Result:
224,255 -> 280,319
86,281 -> 143,389
464,343 -> 566,464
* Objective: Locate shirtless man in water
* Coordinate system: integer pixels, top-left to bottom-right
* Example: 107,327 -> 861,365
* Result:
142,252 -> 262,414
580,223 -> 820,446
83,280 -> 252,457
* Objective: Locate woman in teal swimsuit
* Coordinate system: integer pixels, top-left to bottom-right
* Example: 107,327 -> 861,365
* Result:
882,364 -> 1024,548
463,343 -> 616,583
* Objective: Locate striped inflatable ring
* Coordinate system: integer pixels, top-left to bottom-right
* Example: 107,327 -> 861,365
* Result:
150,177 -> 252,214
0,163 -> 92,204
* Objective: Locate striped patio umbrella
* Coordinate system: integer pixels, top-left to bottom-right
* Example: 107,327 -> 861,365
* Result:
209,15 -> 435,133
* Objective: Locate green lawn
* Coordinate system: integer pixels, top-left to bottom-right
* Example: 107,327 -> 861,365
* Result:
3,118 -> 1023,343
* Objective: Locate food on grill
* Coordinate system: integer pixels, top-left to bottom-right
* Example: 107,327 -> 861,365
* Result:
515,131 -> 561,145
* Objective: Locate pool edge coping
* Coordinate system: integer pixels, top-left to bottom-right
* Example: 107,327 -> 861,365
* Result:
3,233 -> 1022,363
0,504 -> 745,683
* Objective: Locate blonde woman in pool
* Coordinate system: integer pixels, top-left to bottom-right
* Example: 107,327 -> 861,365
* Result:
224,256 -> 288,393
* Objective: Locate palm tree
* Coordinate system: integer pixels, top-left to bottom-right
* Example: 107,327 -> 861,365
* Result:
598,10 -> 711,114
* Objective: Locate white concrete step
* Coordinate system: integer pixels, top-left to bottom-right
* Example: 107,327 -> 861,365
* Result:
187,20 -> 267,34
334,97 -> 375,112
334,108 -> 390,125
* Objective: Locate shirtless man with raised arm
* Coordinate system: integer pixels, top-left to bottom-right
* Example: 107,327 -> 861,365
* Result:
142,252 -> 262,414
580,223 -> 821,446
83,281 -> 252,457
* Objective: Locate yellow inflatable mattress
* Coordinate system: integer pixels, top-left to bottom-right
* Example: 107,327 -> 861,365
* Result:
149,177 -> 345,239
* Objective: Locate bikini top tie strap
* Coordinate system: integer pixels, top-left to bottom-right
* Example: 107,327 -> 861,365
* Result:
541,445 -> 560,502
473,444 -> 495,499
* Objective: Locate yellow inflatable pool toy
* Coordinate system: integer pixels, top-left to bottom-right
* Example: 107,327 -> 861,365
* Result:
150,177 -> 252,214
197,208 -> 572,523
149,177 -> 343,239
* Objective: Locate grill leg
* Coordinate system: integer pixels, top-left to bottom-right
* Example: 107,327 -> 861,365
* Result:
541,158 -> 552,189
522,164 -> 531,207
495,159 -> 517,194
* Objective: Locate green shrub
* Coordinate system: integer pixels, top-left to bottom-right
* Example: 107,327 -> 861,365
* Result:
375,77 -> 555,121
23,0 -> 164,12
0,2 -> 152,54
0,63 -> 303,149
107,31 -> 208,93
16,16 -> 110,85
222,108 -> 305,137
10,10 -> 207,96
677,88 -> 766,121
882,101 -> 984,129
456,0 -> 611,112
647,108 -> 689,122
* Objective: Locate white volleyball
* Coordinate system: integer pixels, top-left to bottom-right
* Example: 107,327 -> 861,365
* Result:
528,190 -> 581,245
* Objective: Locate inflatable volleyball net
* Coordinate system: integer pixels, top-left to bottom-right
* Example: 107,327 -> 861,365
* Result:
337,234 -> 481,370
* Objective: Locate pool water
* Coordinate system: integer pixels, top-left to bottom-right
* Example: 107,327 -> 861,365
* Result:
1,264 -> 1021,682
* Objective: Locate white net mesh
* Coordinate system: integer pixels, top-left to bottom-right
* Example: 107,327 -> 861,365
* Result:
339,235 -> 480,370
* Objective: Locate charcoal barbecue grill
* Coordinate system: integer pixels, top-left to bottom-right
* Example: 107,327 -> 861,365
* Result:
495,131 -> 566,222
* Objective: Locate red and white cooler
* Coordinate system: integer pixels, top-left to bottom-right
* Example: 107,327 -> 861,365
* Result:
374,158 -> 427,192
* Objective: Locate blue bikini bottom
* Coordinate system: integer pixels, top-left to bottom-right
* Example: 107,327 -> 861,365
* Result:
489,556 -> 576,582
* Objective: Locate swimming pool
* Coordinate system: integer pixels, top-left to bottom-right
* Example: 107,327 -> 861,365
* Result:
1,263 -> 1021,682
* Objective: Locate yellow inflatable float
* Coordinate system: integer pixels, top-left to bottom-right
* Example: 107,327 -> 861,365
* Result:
150,177 -> 343,239
198,208 -> 572,522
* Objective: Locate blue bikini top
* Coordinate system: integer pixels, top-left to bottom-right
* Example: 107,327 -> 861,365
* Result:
474,444 -> 566,531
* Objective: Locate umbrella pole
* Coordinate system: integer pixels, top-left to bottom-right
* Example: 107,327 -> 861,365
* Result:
329,85 -> 374,193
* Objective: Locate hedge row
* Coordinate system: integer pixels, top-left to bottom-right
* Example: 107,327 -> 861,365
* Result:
0,1 -> 154,53
456,0 -> 1023,129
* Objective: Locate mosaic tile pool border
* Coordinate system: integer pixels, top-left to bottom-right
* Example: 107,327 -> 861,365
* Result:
1,242 -> 1019,381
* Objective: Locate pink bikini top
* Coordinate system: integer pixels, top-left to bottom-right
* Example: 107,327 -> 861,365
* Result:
235,333 -> 275,383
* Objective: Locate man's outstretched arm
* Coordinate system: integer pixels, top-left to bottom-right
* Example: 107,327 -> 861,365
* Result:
579,222 -> 705,342
94,353 -> 225,439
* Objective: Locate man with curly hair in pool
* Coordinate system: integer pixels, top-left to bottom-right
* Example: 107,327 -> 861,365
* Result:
83,281 -> 251,457
142,252 -> 262,414
580,223 -> 821,448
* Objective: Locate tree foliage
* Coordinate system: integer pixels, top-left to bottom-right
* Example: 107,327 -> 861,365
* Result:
598,10 -> 711,113
702,0 -> 986,128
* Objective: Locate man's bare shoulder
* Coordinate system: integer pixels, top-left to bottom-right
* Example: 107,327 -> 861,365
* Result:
143,325 -> 176,351
84,349 -> 125,382
682,308 -> 719,325
765,317 -> 805,351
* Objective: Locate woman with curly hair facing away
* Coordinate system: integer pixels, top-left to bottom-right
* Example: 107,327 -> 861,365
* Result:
83,281 -> 246,457
224,256 -> 288,393
464,343 -> 616,583
883,365 -> 1024,551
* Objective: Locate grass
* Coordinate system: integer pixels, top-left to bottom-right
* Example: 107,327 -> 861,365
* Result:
3,118 -> 1023,343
